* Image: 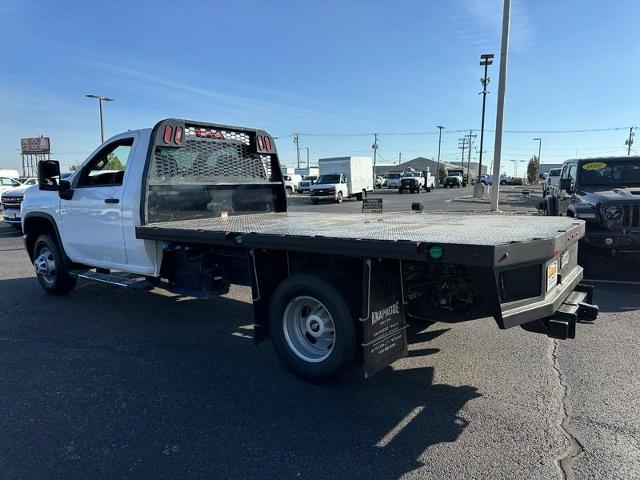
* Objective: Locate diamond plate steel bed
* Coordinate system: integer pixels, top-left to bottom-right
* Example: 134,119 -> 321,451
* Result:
136,212 -> 585,267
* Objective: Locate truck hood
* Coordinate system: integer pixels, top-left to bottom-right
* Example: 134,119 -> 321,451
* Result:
579,187 -> 640,204
1,183 -> 32,197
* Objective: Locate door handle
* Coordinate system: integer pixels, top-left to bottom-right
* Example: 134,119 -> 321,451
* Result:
104,198 -> 120,204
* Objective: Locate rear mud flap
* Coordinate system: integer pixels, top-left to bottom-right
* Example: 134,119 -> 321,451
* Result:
360,258 -> 408,378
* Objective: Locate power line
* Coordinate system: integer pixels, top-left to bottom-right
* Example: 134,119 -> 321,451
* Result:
274,126 -> 633,139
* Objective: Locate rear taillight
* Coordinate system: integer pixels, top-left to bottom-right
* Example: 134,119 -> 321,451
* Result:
264,135 -> 272,151
174,126 -> 183,144
257,135 -> 265,150
163,125 -> 173,144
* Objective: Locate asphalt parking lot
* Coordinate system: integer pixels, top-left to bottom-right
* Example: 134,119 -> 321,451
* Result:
1,191 -> 639,480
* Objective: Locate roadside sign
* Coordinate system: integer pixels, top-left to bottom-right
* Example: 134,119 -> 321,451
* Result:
21,137 -> 50,154
362,197 -> 382,213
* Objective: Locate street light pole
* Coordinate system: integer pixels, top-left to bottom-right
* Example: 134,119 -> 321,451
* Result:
305,147 -> 310,167
436,126 -> 444,187
490,0 -> 511,211
86,94 -> 114,143
533,137 -> 542,182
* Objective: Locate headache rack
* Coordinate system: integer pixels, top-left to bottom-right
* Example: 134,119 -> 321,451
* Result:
142,119 -> 286,224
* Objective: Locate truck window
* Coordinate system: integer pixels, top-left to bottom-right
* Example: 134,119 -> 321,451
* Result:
568,164 -> 576,180
77,138 -> 133,187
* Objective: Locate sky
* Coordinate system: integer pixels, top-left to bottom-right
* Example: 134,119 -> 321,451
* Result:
1,0 -> 638,176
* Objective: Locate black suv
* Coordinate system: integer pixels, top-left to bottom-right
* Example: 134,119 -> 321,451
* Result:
544,156 -> 640,254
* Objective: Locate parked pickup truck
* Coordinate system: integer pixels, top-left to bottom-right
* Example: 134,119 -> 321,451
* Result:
22,119 -> 597,381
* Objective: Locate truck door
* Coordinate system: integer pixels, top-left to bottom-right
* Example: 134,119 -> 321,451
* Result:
557,163 -> 576,216
60,134 -> 137,266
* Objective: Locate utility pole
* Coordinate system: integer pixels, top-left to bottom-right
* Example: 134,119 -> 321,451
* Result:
490,0 -> 511,211
293,133 -> 300,168
466,130 -> 476,183
458,136 -> 468,177
625,127 -> 635,155
533,137 -> 542,182
398,152 -> 402,165
305,147 -> 310,167
436,126 -> 444,187
372,133 -> 379,182
476,54 -> 494,197
85,94 -> 114,143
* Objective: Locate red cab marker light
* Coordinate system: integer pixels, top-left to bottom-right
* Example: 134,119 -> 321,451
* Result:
552,249 -> 559,257
257,135 -> 265,150
163,125 -> 173,143
264,136 -> 272,151
174,126 -> 184,144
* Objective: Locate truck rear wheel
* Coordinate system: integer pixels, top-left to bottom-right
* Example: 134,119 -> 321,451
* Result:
285,186 -> 293,196
268,275 -> 356,381
33,234 -> 76,294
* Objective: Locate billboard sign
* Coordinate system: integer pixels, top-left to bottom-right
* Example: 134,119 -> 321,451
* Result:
21,137 -> 50,154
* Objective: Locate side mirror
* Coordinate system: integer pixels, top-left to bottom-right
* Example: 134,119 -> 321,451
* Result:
58,180 -> 74,200
38,160 -> 61,191
559,178 -> 573,192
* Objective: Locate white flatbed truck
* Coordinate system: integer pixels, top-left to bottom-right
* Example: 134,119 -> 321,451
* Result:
22,119 -> 598,381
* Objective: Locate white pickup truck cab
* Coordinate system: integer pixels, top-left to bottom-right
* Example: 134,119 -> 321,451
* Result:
22,129 -> 159,277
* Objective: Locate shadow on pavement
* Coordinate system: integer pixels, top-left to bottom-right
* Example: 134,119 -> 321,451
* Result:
0,277 -> 481,480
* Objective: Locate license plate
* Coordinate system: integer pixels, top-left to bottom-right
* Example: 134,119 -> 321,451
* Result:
547,261 -> 558,291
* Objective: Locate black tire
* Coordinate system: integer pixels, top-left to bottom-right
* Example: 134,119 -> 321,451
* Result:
355,192 -> 363,201
285,186 -> 293,196
33,234 -> 76,294
336,191 -> 343,203
268,275 -> 356,381
312,198 -> 319,205
577,242 -> 592,272
398,189 -> 403,194
545,196 -> 559,216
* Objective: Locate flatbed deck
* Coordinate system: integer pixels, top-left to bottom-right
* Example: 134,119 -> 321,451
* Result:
136,212 -> 584,266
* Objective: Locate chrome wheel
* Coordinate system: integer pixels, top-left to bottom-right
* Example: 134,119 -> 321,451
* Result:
283,296 -> 335,363
34,247 -> 56,287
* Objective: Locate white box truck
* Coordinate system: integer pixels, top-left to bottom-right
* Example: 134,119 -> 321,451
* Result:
311,156 -> 373,203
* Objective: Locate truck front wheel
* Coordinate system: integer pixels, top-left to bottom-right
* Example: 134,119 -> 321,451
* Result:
268,275 -> 356,381
33,234 -> 76,294
336,192 -> 343,203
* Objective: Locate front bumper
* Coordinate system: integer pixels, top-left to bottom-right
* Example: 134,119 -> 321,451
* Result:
584,231 -> 640,251
2,208 -> 21,224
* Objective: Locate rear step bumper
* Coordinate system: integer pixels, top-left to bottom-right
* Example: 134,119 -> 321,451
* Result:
522,284 -> 598,339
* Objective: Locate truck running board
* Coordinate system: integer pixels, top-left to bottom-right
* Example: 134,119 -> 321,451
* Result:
70,270 -> 154,291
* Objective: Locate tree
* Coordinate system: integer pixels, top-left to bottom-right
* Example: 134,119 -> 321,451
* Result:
69,164 -> 78,172
438,165 -> 447,184
106,153 -> 124,171
527,155 -> 539,184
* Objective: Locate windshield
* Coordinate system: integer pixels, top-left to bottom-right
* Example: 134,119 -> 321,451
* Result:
579,160 -> 640,187
316,174 -> 341,184
549,169 -> 561,177
404,172 -> 421,177
387,173 -> 401,179
1,177 -> 20,186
